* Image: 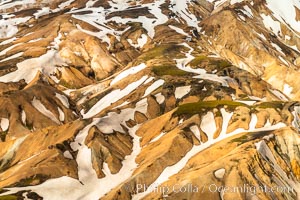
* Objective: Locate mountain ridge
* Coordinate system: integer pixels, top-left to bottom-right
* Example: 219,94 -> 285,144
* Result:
0,0 -> 300,199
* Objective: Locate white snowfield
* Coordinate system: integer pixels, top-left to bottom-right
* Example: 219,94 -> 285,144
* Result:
0,16 -> 31,38
265,0 -> 300,34
0,49 -> 65,83
0,32 -> 66,83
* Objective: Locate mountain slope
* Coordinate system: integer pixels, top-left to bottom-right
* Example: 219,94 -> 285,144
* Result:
0,0 -> 300,199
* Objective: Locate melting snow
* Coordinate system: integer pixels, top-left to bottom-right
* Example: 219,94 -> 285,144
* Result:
283,84 -> 293,97
34,7 -> 50,19
265,0 -> 300,34
242,5 -> 253,17
255,140 -> 300,195
292,106 -> 300,131
133,110 -> 286,199
190,125 -> 201,143
230,0 -> 243,4
155,93 -> 165,104
32,97 -> 60,124
0,50 -> 65,83
143,77 -> 155,85
0,32 -> 65,83
279,56 -> 289,66
175,43 -> 206,74
0,37 -> 16,45
175,43 -> 232,86
270,89 -> 289,101
175,85 -> 191,99
96,98 -> 148,134
143,79 -> 165,97
256,32 -> 267,40
168,25 -> 189,37
0,52 -> 23,62
0,136 -> 27,168
149,131 -> 166,143
0,0 -> 35,10
21,110 -> 26,125
82,75 -> 148,118
127,34 -> 148,49
170,0 -> 201,32
0,16 -> 31,38
0,118 -> 9,132
271,42 -> 284,54
200,112 -> 217,140
63,151 -> 73,160
194,74 -> 230,87
214,168 -> 226,179
55,93 -> 70,108
110,63 -> 147,86
261,14 -> 282,36
72,0 -> 168,46
58,107 -> 65,122
0,42 -> 22,56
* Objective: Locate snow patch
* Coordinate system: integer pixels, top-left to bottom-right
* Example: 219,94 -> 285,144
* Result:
32,97 -> 60,124
21,110 -> 26,125
175,85 -> 191,99
127,34 -> 148,49
0,118 -> 9,132
110,63 -> 147,86
143,79 -> 165,97
261,14 -> 282,36
55,93 -> 70,108
82,75 -> 148,118
0,52 -> 23,62
63,151 -> 73,160
200,112 -> 217,140
283,84 -> 293,97
214,168 -> 225,179
155,93 -> 165,104
168,25 -> 189,37
190,125 -> 201,143
58,107 -> 65,122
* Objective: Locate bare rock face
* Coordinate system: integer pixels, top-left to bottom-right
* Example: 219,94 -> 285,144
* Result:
0,0 -> 300,200
85,126 -> 133,178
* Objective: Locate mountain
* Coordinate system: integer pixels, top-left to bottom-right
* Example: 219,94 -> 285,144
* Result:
0,0 -> 300,199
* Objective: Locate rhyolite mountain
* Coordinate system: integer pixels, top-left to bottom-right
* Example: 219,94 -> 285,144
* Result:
0,0 -> 300,199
